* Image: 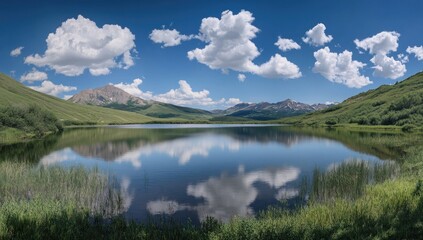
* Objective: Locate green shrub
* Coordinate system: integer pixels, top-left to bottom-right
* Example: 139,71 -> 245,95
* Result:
325,119 -> 337,126
0,105 -> 62,137
402,124 -> 415,132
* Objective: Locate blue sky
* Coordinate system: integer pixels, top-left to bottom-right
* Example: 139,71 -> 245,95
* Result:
1,0 -> 423,109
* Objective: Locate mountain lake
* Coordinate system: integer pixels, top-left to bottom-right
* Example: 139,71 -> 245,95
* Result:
0,124 -> 399,224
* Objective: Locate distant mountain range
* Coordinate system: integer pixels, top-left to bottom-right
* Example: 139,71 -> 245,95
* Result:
69,85 -> 332,120
212,100 -> 333,120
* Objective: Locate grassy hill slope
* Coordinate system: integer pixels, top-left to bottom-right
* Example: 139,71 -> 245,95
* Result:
105,101 -> 212,120
281,72 -> 423,128
0,73 -> 154,125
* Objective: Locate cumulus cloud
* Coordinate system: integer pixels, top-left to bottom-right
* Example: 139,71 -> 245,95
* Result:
10,46 -> 24,57
149,29 -> 195,47
354,31 -> 399,55
114,78 -> 241,108
313,47 -> 372,88
29,80 -> 77,97
407,46 -> 423,60
184,10 -> 301,79
255,54 -> 301,79
186,10 -> 259,72
275,37 -> 301,51
354,31 -> 406,79
25,15 -> 136,76
370,54 -> 406,79
226,98 -> 242,105
237,73 -> 246,82
20,68 -> 48,82
302,23 -> 333,46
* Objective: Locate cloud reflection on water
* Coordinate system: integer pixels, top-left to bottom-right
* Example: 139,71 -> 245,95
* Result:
147,166 -> 300,222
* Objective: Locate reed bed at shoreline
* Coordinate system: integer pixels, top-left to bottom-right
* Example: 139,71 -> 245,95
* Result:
0,162 -> 124,217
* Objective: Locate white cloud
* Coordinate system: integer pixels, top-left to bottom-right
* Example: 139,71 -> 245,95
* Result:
256,54 -> 301,79
154,80 -> 241,107
275,37 -> 301,51
89,68 -> 110,76
113,78 -> 154,100
226,98 -> 242,105
149,29 -> 194,47
20,68 -> 48,82
370,54 -> 406,79
354,31 -> 406,79
237,73 -> 246,82
29,80 -> 77,97
122,50 -> 135,69
313,47 -> 372,88
10,46 -> 24,57
187,10 -> 259,72
354,31 -> 399,55
398,53 -> 409,64
186,10 -> 301,79
406,46 -> 423,60
302,23 -> 333,46
114,78 -> 241,108
25,15 -> 136,76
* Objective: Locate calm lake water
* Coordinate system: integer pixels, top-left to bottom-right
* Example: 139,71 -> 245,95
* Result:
1,125 -> 391,223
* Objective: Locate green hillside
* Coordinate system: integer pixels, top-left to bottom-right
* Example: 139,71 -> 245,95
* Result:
282,72 -> 423,128
105,101 -> 212,120
0,73 -> 154,125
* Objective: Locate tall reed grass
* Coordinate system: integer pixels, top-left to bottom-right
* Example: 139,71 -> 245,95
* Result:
0,161 -> 124,216
311,159 -> 400,202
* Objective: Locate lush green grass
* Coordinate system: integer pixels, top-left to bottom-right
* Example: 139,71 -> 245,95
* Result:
0,128 -> 28,144
212,179 -> 423,240
281,72 -> 423,129
0,73 -> 154,125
